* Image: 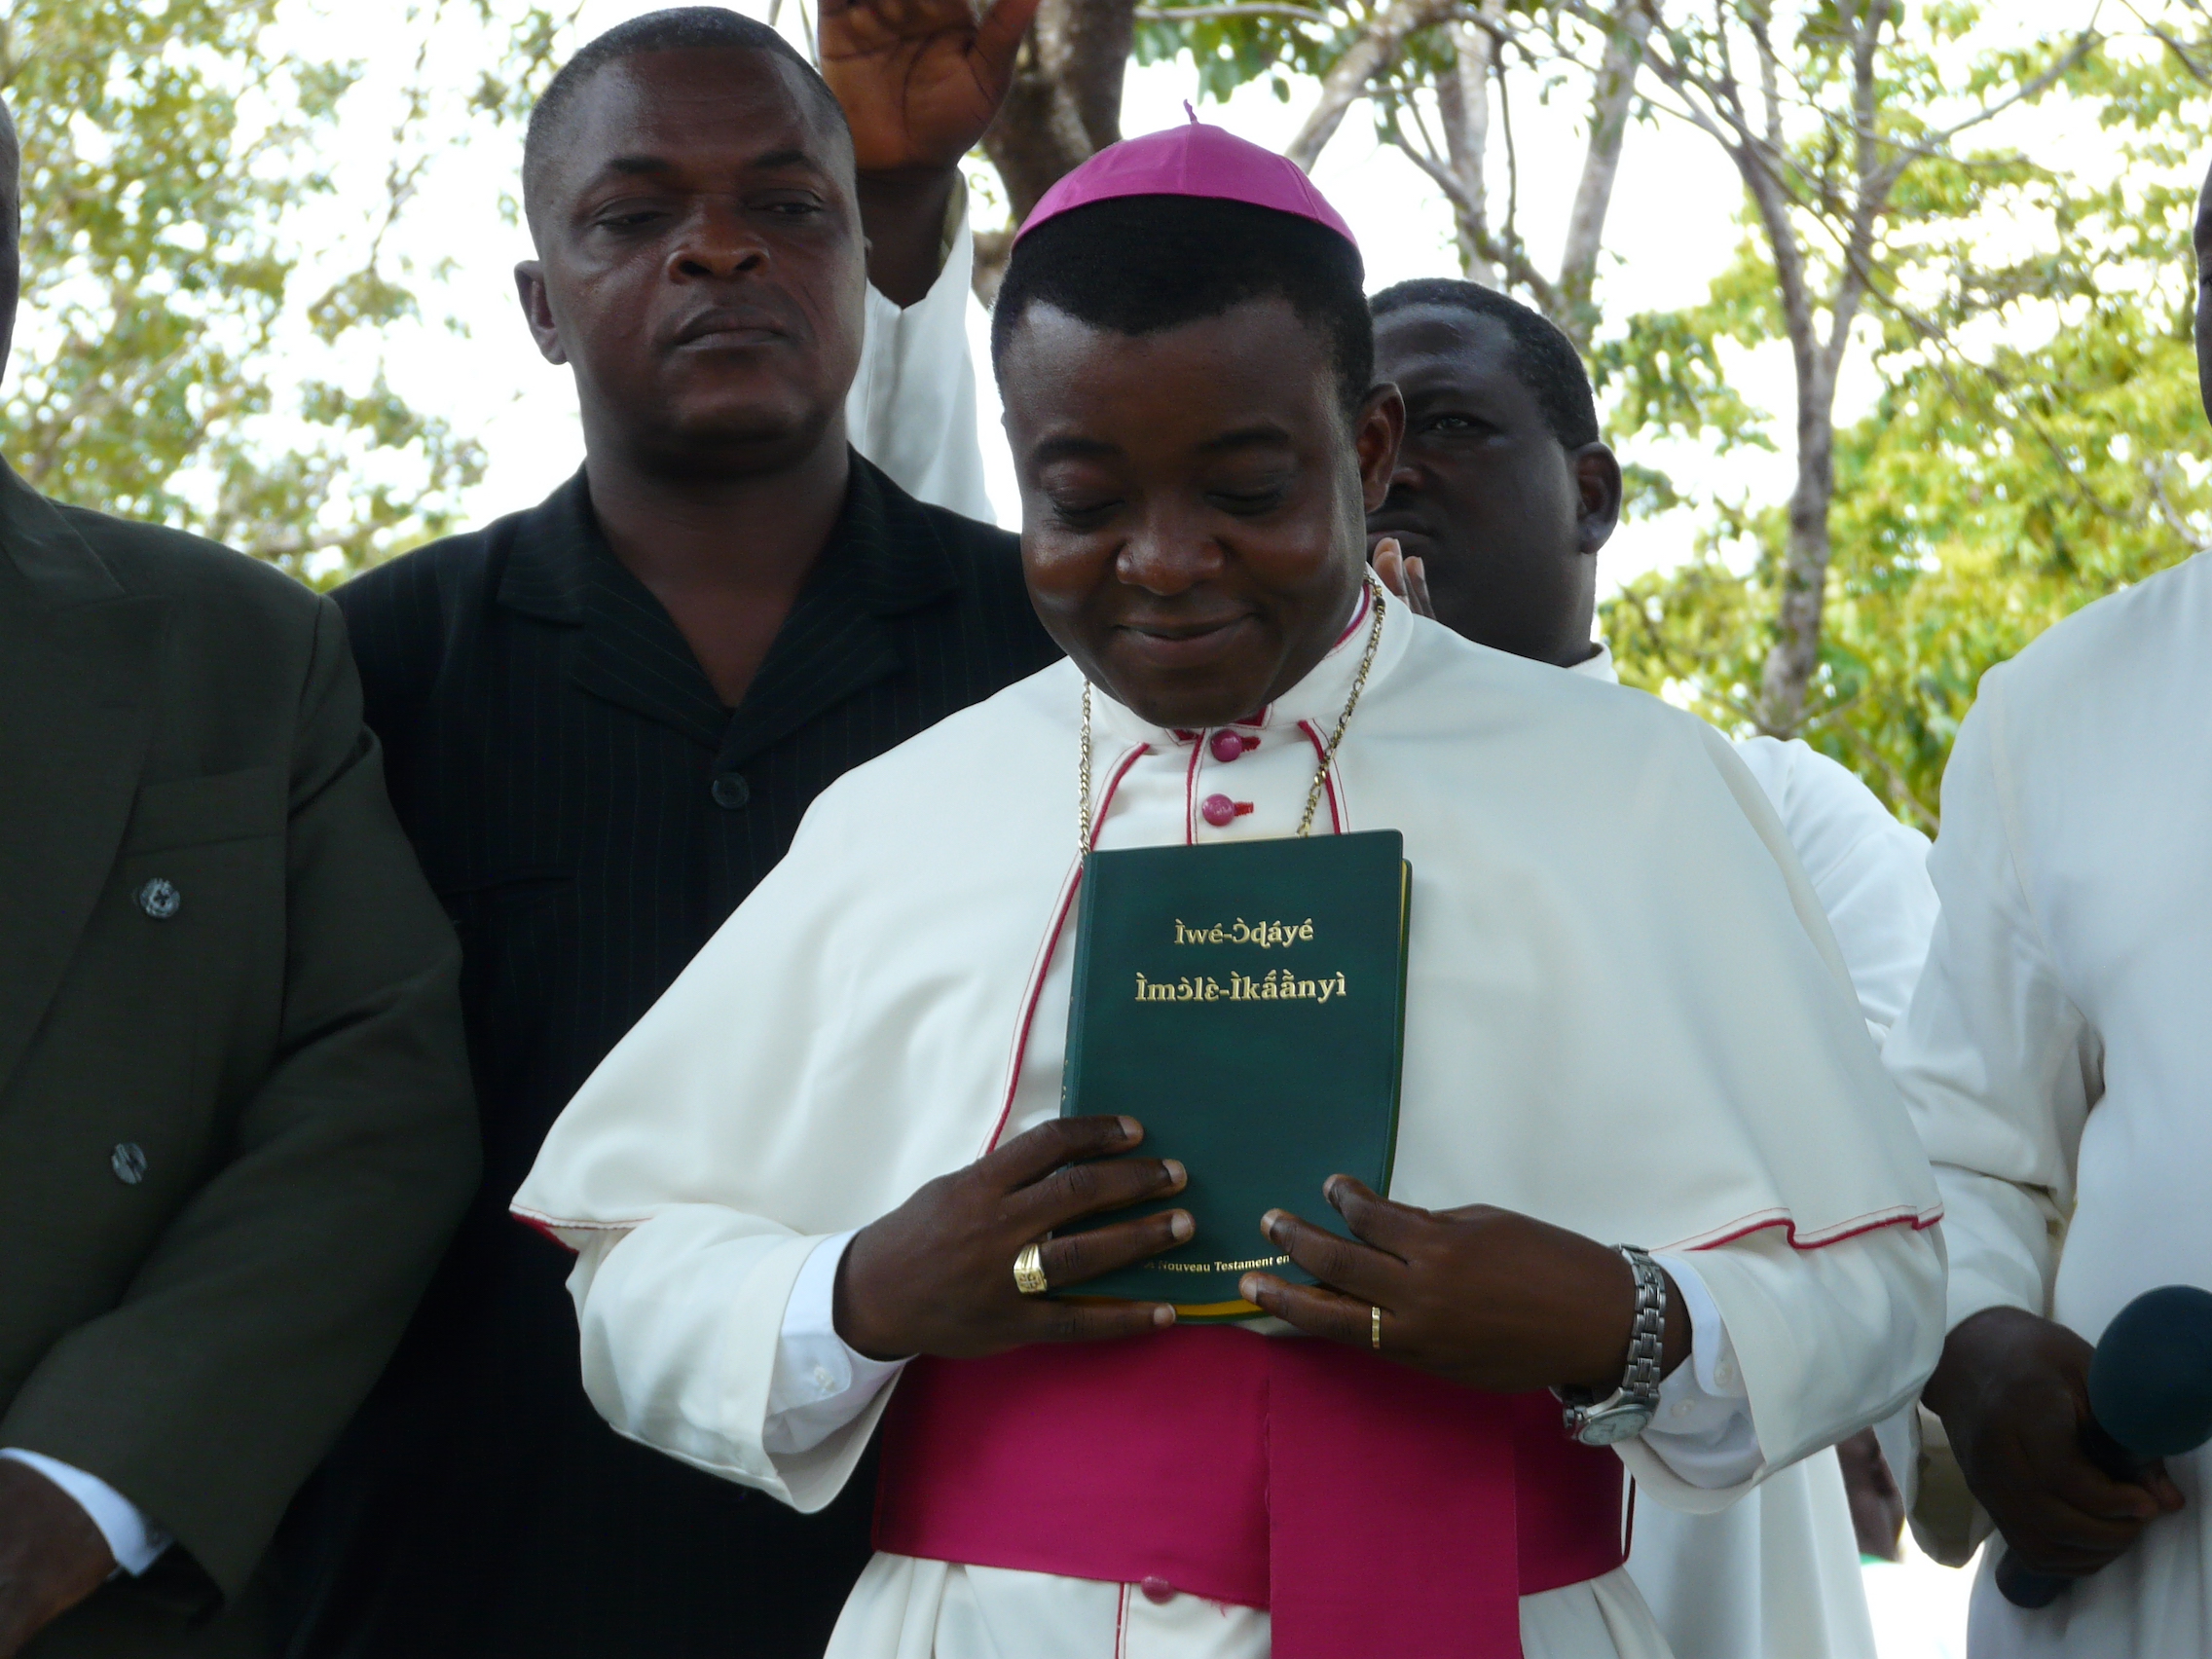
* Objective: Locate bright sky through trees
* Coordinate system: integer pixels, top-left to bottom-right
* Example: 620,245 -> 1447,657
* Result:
8,0 -> 2198,845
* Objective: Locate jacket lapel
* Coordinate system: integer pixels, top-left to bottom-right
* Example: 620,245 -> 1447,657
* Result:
0,468 -> 168,1094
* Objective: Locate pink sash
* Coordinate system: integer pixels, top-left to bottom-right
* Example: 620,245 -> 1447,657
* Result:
873,1327 -> 1628,1658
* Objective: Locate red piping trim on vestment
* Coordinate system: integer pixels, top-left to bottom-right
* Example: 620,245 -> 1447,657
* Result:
1335,582 -> 1372,648
984,741 -> 1148,1155
1678,1202 -> 1944,1253
1183,732 -> 1204,845
511,1208 -> 581,1253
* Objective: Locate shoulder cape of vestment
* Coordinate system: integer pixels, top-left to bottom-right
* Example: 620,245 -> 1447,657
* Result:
516,608 -> 1939,1260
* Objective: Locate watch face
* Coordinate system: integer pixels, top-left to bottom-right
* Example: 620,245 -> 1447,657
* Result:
1573,1403 -> 1655,1448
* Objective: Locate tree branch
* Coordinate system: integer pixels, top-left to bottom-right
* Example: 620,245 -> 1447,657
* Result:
1286,0 -> 1459,169
1132,4 -> 1328,20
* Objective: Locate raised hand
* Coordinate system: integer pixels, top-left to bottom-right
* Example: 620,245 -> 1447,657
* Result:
834,1114 -> 1190,1361
1925,1307 -> 2185,1578
1237,1176 -> 1687,1395
1369,536 -> 1435,620
820,0 -> 1045,175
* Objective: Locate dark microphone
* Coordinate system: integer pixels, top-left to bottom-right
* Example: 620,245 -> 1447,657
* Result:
1996,1284 -> 2212,1608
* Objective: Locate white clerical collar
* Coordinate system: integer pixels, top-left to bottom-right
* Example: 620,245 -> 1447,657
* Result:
1567,641 -> 1618,684
1087,579 -> 1415,751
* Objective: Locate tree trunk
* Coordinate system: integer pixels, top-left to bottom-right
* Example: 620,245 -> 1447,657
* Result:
1556,0 -> 1651,349
1759,369 -> 1836,735
1433,19 -> 1496,285
974,0 -> 1137,301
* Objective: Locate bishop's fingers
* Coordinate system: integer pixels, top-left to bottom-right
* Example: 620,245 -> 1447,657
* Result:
1322,1175 -> 1426,1255
1238,1273 -> 1382,1350
1031,1296 -> 1177,1344
1014,1154 -> 1187,1234
986,1114 -> 1144,1190
1262,1205 -> 1402,1303
1037,1207 -> 1195,1290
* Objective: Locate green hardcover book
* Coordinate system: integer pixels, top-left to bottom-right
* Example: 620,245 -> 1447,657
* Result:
1056,830 -> 1412,1320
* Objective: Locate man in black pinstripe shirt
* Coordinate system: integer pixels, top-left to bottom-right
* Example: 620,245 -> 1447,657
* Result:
283,10 -> 1058,1656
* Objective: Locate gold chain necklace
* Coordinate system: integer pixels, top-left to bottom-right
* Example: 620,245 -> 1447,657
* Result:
1079,572 -> 1388,851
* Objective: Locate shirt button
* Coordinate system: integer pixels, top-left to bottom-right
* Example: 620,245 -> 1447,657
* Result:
711,773 -> 751,811
811,1365 -> 835,1395
1199,794 -> 1254,828
1140,1576 -> 1176,1604
1673,1400 -> 1695,1419
111,1143 -> 148,1185
1208,730 -> 1253,763
134,878 -> 181,920
1713,1360 -> 1736,1388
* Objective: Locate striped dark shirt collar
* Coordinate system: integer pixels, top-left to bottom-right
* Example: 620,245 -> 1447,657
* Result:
496,451 -> 969,759
496,451 -> 961,626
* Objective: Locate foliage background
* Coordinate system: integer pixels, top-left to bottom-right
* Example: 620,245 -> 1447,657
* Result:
4,0 -> 2208,828
1591,15 -> 2212,827
0,0 -> 568,583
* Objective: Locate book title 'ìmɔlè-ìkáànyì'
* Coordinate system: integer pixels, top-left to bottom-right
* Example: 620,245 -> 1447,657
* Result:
1133,970 -> 1349,1005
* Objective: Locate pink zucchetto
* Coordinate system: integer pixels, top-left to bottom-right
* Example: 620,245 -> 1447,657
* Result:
1015,108 -> 1358,249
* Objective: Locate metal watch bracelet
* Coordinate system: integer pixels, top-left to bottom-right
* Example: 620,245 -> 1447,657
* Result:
1556,1245 -> 1668,1447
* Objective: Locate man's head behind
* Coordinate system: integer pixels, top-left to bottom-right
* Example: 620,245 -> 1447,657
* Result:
522,8 -> 848,240
1367,278 -> 1619,667
515,8 -> 864,480
991,195 -> 1401,731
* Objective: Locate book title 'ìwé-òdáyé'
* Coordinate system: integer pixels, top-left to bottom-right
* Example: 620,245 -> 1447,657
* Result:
1133,970 -> 1349,1005
1173,918 -> 1315,948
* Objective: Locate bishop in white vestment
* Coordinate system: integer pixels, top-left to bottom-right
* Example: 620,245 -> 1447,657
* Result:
516,123 -> 1944,1659
515,591 -> 1947,1657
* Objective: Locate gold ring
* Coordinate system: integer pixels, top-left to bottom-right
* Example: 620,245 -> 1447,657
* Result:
1371,1306 -> 1382,1349
1014,1242 -> 1050,1297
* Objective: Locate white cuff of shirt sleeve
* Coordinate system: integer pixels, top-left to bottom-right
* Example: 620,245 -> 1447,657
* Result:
762,1230 -> 911,1458
1638,1254 -> 1763,1490
0,1448 -> 171,1576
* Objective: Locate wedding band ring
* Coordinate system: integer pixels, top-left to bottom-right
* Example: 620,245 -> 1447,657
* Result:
1371,1306 -> 1382,1349
1014,1242 -> 1050,1297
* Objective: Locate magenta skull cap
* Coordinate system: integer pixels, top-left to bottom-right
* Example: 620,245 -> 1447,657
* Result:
1014,108 -> 1358,249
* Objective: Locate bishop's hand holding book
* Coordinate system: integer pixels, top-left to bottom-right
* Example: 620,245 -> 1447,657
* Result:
831,829 -> 1691,1409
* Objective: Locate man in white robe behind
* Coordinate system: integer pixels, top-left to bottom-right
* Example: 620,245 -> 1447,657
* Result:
1362,277 -> 1937,1659
515,125 -> 1945,1659
1886,155 -> 2212,1657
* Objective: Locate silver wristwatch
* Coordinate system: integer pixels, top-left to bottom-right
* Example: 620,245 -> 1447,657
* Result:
1556,1245 -> 1667,1447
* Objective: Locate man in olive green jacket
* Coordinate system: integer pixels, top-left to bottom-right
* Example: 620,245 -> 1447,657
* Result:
0,101 -> 478,1657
